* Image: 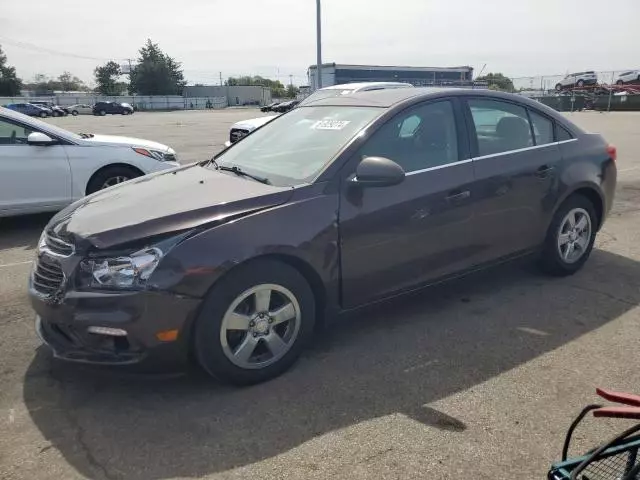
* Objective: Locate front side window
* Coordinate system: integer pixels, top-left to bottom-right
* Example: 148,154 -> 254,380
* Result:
359,100 -> 459,173
528,110 -> 554,146
0,117 -> 35,145
214,106 -> 381,186
468,99 -> 533,156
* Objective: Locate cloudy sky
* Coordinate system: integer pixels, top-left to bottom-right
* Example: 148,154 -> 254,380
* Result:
1,0 -> 638,87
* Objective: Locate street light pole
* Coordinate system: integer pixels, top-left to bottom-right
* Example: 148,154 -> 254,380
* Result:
316,0 -> 322,89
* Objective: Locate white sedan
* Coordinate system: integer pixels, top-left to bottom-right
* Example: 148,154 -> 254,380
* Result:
0,106 -> 179,217
67,104 -> 94,116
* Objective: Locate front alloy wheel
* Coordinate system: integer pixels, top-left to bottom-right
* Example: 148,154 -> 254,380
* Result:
194,259 -> 315,385
101,175 -> 130,189
220,284 -> 301,369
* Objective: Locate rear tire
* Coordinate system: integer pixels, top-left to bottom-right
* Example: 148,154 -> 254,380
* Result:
555,83 -> 563,91
193,259 -> 316,385
71,110 -> 79,116
39,111 -> 47,118
86,165 -> 142,194
576,79 -> 585,88
99,110 -> 106,116
540,195 -> 598,276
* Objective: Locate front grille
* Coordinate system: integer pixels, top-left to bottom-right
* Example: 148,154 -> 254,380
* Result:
230,128 -> 249,143
32,256 -> 64,296
43,232 -> 74,257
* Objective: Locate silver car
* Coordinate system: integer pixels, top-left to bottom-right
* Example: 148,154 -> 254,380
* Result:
555,71 -> 598,90
616,70 -> 640,85
67,104 -> 94,116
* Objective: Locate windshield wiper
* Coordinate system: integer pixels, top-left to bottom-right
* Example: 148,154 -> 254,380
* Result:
78,133 -> 94,139
216,165 -> 270,184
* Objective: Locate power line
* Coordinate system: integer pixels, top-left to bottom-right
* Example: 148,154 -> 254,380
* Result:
0,36 -> 126,62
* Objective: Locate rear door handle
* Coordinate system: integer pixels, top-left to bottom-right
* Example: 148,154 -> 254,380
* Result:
445,190 -> 470,203
535,165 -> 555,178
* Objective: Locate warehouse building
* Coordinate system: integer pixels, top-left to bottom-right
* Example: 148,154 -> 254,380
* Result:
308,63 -> 474,90
182,85 -> 271,106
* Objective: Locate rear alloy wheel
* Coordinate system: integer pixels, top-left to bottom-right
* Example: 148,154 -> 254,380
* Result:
71,110 -> 79,116
86,166 -> 141,194
540,195 -> 597,276
555,83 -> 563,91
194,259 -> 315,385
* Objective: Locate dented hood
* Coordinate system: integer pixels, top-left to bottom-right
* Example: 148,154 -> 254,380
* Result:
50,163 -> 293,249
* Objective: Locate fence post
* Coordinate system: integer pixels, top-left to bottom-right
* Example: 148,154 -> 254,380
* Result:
607,71 -> 614,112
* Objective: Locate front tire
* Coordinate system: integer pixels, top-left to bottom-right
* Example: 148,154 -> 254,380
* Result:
39,111 -> 47,118
86,165 -> 141,194
540,195 -> 597,276
71,110 -> 79,116
194,259 -> 316,385
576,79 -> 585,88
555,83 -> 563,91
99,109 -> 106,116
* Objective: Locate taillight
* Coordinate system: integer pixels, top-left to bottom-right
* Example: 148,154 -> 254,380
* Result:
606,144 -> 617,162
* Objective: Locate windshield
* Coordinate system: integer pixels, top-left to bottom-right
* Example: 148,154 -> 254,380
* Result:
214,106 -> 381,186
2,108 -> 82,141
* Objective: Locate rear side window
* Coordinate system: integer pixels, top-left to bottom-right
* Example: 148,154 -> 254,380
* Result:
528,110 -> 554,145
556,125 -> 573,141
468,99 -> 533,156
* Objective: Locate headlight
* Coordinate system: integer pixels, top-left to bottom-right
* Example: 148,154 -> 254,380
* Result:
80,247 -> 163,289
133,147 -> 168,161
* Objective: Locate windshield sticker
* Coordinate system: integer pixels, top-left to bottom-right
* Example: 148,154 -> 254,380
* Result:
312,120 -> 351,130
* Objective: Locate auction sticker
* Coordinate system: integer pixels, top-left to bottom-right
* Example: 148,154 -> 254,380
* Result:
311,120 -> 351,130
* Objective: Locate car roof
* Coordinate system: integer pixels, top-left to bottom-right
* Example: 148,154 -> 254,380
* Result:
320,82 -> 414,91
301,87 -> 575,116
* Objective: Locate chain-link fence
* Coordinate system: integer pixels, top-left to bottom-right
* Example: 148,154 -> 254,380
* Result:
509,70 -> 640,112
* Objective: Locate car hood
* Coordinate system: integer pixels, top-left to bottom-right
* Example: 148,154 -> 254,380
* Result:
80,134 -> 171,151
49,163 -> 293,249
232,115 -> 279,131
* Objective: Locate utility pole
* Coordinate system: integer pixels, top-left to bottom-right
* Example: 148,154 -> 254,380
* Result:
126,58 -> 134,108
316,0 -> 322,89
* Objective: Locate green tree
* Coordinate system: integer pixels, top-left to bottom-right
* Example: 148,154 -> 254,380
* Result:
226,75 -> 287,97
129,39 -> 186,95
58,71 -> 86,91
475,73 -> 514,92
286,84 -> 299,98
0,45 -> 23,96
94,61 -> 124,95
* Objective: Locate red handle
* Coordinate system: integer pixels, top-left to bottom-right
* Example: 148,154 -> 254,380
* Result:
593,406 -> 640,419
596,388 -> 640,407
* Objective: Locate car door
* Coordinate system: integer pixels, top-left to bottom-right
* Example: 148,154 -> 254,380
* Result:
338,98 -> 479,308
463,97 -> 562,263
0,115 -> 72,215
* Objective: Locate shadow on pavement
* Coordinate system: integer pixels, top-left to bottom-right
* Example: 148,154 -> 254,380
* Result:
23,249 -> 640,479
0,213 -> 52,251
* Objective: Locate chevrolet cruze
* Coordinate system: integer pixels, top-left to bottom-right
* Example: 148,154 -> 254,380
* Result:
29,88 -> 617,385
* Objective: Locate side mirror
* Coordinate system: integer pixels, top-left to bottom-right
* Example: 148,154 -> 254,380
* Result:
27,132 -> 57,146
351,156 -> 405,188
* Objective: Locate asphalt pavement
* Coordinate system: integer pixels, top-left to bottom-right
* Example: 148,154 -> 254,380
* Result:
1,110 -> 640,480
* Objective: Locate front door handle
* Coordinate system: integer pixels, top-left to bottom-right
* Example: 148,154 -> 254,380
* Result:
535,165 -> 555,178
445,190 -> 471,203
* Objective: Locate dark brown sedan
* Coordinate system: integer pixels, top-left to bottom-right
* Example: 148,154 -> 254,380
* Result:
29,88 -> 617,384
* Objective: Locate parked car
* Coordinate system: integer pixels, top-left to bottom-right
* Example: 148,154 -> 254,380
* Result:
272,100 -> 300,113
30,102 -> 68,117
67,104 -> 94,116
260,102 -> 279,112
29,88 -> 617,385
0,106 -> 179,217
555,72 -> 598,90
226,82 -> 414,145
93,101 -> 134,116
5,103 -> 52,118
616,70 -> 640,85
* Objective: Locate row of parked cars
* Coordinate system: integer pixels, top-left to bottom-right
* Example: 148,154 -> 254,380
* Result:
260,99 -> 301,113
555,70 -> 640,90
3,101 -> 135,117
